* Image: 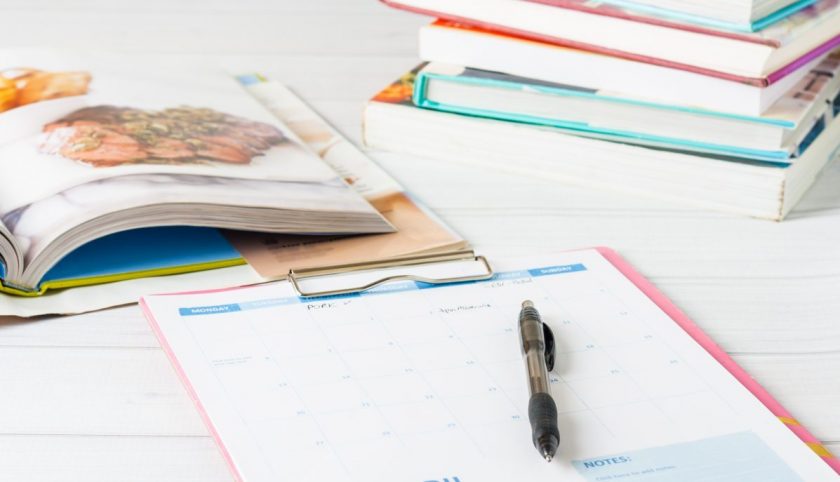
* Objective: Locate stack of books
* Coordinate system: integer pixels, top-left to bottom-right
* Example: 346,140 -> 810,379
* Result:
364,0 -> 840,220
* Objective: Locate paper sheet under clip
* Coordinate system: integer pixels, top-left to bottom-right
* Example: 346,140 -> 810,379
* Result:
288,250 -> 494,298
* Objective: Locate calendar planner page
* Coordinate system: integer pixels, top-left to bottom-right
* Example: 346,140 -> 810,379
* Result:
142,249 -> 839,482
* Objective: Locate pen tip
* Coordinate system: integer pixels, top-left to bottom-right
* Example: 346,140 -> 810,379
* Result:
522,300 -> 534,308
541,446 -> 555,463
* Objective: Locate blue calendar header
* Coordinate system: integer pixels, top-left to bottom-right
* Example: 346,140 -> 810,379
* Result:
178,263 -> 587,317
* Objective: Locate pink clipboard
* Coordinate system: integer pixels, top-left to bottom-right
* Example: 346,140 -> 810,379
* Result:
143,247 -> 839,480
595,246 -> 839,473
142,298 -> 247,482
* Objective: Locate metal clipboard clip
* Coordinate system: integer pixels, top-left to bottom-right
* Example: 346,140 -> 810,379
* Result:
288,249 -> 494,298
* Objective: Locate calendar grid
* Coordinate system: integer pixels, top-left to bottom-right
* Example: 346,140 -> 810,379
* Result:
154,251 -> 807,482
183,317 -> 330,477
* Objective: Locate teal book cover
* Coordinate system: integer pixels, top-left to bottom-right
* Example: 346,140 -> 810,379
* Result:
413,59 -> 840,164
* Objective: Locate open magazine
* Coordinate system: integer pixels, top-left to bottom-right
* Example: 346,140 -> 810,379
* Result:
0,52 -> 392,295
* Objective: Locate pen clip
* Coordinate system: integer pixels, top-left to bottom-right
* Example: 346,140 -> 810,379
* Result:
543,322 -> 556,372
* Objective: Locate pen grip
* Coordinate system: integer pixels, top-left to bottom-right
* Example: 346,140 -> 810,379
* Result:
528,392 -> 560,454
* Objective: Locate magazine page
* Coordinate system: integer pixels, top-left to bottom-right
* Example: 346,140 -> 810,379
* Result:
236,78 -> 405,201
225,79 -> 466,277
0,50 -> 365,215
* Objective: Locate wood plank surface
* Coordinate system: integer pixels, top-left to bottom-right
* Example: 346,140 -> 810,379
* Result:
0,0 -> 838,480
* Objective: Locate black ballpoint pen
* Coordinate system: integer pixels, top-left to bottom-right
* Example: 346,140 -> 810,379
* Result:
519,300 -> 560,462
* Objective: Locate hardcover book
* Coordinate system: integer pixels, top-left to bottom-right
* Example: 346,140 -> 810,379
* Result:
417,20 -> 824,116
413,51 -> 840,163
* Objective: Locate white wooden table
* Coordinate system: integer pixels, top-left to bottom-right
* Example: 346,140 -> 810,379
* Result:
0,1 -> 838,480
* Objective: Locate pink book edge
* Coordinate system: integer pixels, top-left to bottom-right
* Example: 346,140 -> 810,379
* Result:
141,246 -> 840,477
594,246 -> 839,472
769,33 -> 840,82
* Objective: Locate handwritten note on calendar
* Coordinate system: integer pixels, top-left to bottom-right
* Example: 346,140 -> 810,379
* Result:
141,249 -> 839,482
